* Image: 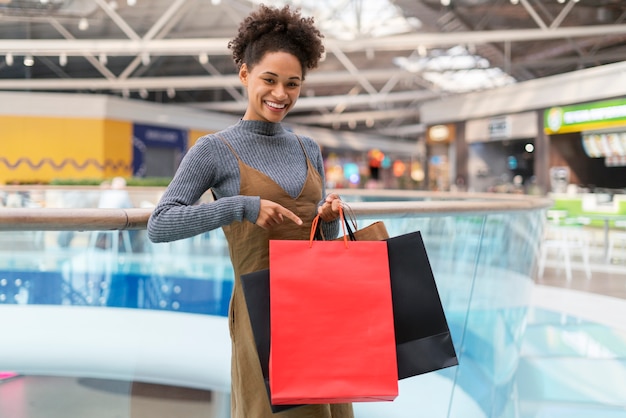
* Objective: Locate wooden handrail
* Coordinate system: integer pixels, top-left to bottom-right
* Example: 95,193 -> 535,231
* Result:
0,208 -> 152,231
0,192 -> 553,231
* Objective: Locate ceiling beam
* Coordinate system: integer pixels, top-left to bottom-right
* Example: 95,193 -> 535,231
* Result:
514,49 -> 626,69
377,123 -> 425,137
0,69 -> 424,91
198,90 -> 439,113
286,108 -> 418,124
2,25 -> 626,55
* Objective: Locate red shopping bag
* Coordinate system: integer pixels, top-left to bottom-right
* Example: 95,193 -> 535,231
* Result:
268,210 -> 398,405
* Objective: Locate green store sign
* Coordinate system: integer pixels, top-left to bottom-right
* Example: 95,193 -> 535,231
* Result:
544,97 -> 626,134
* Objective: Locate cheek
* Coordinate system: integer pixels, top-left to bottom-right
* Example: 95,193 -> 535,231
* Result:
253,84 -> 269,95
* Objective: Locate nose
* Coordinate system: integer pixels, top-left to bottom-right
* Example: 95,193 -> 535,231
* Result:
273,84 -> 287,100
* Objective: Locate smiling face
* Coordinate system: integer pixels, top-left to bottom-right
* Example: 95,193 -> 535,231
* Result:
239,51 -> 303,123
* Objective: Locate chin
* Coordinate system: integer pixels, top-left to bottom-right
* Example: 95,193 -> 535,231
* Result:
267,114 -> 287,123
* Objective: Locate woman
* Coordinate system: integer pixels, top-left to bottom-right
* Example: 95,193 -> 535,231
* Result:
147,4 -> 350,418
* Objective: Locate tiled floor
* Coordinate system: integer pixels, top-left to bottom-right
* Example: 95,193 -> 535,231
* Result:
0,377 -> 221,418
535,226 -> 626,300
522,231 -> 626,417
1,226 -> 624,418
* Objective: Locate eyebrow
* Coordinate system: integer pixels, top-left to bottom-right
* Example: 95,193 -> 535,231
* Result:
262,71 -> 301,81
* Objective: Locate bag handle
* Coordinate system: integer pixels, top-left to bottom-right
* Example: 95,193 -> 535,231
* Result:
310,205 -> 349,247
341,203 -> 359,241
315,202 -> 359,242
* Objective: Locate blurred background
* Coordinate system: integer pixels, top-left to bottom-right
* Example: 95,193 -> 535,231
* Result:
1,0 -> 626,194
1,1 -> 626,418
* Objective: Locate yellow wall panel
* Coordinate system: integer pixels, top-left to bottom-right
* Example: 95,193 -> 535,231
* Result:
188,129 -> 212,149
102,119 -> 133,178
0,116 -> 109,183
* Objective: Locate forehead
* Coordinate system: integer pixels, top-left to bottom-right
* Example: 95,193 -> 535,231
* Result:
252,51 -> 303,78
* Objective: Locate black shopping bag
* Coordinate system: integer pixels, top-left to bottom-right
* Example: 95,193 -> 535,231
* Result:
240,269 -> 303,413
241,230 -> 458,410
387,230 -> 458,379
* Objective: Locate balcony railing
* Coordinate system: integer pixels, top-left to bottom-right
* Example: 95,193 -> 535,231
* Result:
0,187 -> 552,418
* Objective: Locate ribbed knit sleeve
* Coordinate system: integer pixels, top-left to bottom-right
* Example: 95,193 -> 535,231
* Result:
147,119 -> 339,243
147,134 -> 258,243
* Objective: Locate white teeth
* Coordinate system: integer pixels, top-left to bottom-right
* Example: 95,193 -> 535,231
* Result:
266,101 -> 286,109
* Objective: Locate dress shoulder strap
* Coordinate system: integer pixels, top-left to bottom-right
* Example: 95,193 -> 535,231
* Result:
294,135 -> 312,163
216,135 -> 241,161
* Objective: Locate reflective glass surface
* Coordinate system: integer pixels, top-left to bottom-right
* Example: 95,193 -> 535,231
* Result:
2,192 -> 623,417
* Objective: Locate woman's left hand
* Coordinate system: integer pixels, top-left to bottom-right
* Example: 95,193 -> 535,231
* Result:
317,193 -> 342,222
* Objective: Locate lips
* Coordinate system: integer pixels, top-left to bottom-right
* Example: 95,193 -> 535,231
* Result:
265,101 -> 287,110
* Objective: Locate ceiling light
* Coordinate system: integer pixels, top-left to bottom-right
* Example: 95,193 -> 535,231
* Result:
141,52 -> 150,66
99,53 -> 107,65
211,0 -> 221,5
23,55 -> 34,67
5,52 -> 13,66
166,88 -> 176,99
59,52 -> 67,66
139,89 -> 148,99
441,0 -> 450,6
198,53 -> 209,64
78,18 -> 89,31
127,0 -> 136,5
510,0 -> 519,4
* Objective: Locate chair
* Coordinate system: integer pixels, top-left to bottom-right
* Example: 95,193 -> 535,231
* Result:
607,220 -> 626,263
537,222 -> 592,281
546,209 -> 568,224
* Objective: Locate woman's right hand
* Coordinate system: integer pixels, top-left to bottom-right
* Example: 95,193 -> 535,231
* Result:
255,199 -> 303,229
317,193 -> 342,222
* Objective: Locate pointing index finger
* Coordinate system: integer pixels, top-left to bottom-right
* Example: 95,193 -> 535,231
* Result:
282,208 -> 303,225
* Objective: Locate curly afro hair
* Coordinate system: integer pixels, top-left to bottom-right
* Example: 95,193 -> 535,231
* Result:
228,4 -> 324,79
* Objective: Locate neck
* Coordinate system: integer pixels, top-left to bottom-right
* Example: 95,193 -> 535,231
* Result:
237,119 -> 286,136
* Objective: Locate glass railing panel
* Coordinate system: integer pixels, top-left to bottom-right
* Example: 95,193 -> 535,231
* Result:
0,194 -> 552,418
518,305 -> 626,415
443,211 -> 543,418
0,229 -> 234,314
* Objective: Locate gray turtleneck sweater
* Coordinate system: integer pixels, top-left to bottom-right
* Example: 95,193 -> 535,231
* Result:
147,120 -> 338,243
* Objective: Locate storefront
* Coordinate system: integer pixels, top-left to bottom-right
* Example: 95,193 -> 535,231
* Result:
465,112 -> 538,193
288,124 -> 420,190
425,123 -> 455,191
544,97 -> 626,191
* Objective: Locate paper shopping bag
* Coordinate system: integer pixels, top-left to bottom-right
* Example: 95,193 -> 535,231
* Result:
239,269 -> 303,413
339,220 -> 389,241
268,231 -> 398,405
242,229 -> 457,409
315,203 -> 389,242
386,230 -> 458,378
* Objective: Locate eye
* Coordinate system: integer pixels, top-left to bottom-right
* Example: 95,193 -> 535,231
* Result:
263,78 -> 275,84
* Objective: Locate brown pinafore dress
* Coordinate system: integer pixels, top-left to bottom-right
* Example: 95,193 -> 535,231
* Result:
220,136 -> 354,418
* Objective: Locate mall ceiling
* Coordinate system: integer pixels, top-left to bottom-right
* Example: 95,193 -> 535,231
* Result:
1,0 -> 625,139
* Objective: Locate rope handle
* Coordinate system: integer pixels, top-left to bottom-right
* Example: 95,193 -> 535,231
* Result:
315,201 -> 359,242
310,205 -> 349,248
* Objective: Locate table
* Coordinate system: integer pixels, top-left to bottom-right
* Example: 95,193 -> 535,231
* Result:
579,214 -> 626,261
